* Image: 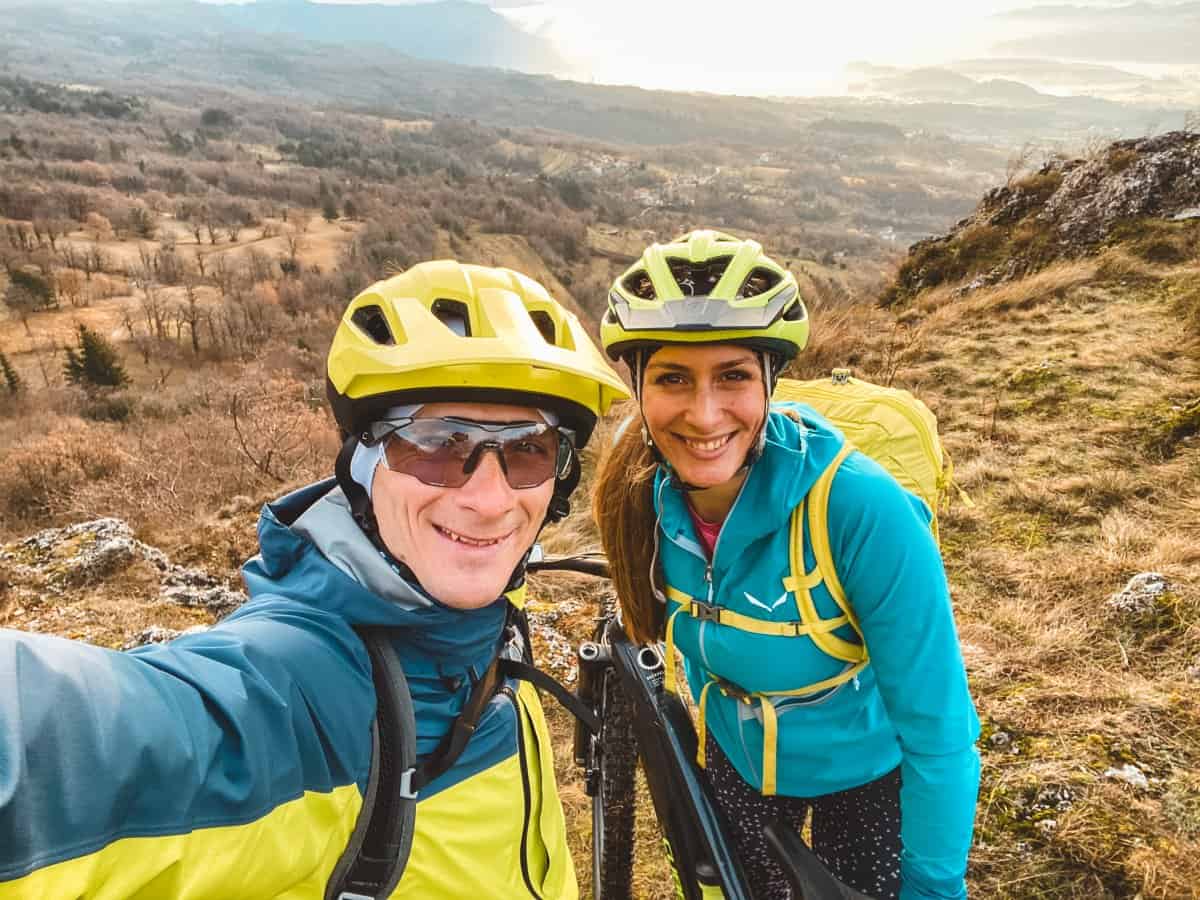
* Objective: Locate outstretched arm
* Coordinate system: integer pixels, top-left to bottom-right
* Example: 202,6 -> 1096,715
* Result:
0,598 -> 375,898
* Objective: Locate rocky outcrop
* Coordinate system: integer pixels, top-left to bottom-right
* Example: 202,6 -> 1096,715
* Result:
0,518 -> 246,616
887,130 -> 1200,302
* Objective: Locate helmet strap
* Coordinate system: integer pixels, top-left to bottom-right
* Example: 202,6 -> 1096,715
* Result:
335,432 -> 422,587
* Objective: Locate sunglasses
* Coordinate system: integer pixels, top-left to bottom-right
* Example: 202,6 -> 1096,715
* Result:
366,416 -> 575,490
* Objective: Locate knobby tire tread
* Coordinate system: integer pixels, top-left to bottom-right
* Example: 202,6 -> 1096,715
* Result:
594,664 -> 637,899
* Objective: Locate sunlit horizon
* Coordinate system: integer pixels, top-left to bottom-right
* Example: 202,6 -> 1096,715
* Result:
192,0 -> 1200,100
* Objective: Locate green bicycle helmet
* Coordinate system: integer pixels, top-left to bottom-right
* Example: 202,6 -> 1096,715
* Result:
600,229 -> 809,363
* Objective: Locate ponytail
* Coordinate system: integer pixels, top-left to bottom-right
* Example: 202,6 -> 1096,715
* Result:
592,413 -> 663,644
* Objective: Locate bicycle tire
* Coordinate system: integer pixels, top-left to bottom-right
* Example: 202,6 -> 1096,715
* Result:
592,659 -> 638,898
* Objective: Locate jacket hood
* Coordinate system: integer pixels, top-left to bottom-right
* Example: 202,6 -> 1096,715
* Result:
655,404 -> 846,550
243,479 -> 513,666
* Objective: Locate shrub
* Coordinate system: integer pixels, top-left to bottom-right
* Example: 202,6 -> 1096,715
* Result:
0,351 -> 22,394
82,394 -> 134,423
63,324 -> 130,392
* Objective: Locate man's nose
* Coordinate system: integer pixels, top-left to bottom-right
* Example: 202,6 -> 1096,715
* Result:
457,449 -> 515,514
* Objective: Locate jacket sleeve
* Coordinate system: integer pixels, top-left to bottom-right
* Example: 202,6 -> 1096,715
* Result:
828,455 -> 981,900
0,597 -> 375,898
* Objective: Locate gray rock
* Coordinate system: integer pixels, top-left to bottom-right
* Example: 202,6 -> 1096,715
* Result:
17,518 -> 169,587
1107,572 -> 1173,617
1104,763 -> 1150,791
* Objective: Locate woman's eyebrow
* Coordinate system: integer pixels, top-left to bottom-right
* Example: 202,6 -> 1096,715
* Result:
714,356 -> 756,370
646,356 -> 756,373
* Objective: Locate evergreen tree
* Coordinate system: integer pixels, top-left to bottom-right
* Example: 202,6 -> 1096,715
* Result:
0,350 -> 22,395
63,323 -> 129,391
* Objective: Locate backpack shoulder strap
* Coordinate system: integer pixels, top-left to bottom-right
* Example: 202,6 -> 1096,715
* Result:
806,442 -> 855,616
326,628 -> 418,900
790,442 -> 868,663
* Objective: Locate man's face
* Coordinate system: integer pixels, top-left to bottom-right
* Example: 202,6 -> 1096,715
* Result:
371,402 -> 555,610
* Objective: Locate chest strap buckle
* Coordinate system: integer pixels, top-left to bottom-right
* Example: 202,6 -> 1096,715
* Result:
689,600 -> 722,623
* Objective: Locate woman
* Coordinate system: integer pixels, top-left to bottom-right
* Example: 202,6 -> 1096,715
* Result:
0,260 -> 629,899
593,230 -> 980,900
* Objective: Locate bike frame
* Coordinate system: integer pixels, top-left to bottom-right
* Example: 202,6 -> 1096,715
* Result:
531,554 -> 870,900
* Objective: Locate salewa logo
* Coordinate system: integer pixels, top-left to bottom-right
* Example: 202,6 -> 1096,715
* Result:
744,591 -> 790,613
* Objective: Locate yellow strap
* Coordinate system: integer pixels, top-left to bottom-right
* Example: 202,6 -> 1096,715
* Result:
760,696 -> 778,796
757,659 -> 868,698
664,607 -> 683,696
696,680 -> 717,768
781,566 -> 823,594
807,442 -> 854,611
800,444 -> 868,664
664,586 -> 846,638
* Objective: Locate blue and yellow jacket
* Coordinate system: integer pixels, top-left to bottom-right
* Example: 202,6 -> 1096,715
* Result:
658,405 -> 980,900
0,480 -> 577,899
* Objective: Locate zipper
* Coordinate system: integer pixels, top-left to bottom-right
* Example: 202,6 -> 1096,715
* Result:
501,686 -> 544,899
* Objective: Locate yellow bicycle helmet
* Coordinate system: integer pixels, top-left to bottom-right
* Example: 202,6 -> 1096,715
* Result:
327,260 -> 629,447
601,229 -> 809,362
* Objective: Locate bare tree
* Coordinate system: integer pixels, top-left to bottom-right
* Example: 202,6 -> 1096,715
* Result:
178,278 -> 204,356
245,248 -> 274,283
55,269 -> 87,308
211,253 -> 241,299
140,279 -> 168,343
82,246 -> 109,281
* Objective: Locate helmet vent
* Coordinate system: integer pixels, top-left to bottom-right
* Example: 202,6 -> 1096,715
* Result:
527,309 -> 557,344
350,305 -> 395,345
431,298 -> 471,337
783,294 -> 807,321
667,256 -> 731,297
623,270 -> 656,300
738,267 -> 781,300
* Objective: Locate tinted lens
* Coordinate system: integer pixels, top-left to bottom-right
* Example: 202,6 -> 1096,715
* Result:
497,428 -> 560,488
381,419 -> 561,489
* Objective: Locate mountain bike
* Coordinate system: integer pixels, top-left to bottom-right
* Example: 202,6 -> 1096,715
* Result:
527,551 -> 871,900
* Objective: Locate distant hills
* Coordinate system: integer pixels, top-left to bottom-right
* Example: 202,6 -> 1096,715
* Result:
0,0 -> 1192,148
217,0 -> 570,75
995,2 -> 1200,64
0,0 -> 570,75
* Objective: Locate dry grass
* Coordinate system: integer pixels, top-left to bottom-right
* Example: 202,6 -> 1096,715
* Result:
898,256 -> 1200,898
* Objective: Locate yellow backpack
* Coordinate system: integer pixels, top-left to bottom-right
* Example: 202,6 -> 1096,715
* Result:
773,368 -> 958,545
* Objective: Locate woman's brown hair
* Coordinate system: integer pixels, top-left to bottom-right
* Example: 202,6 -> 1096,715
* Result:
592,411 -> 664,644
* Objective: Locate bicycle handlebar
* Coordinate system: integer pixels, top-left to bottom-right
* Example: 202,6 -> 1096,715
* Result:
527,553 -> 610,579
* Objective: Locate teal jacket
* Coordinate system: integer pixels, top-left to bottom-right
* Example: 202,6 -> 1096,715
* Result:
0,481 -> 576,899
658,405 -> 980,900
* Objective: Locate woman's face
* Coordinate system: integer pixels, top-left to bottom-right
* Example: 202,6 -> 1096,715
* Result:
371,402 -> 555,610
640,344 -> 766,490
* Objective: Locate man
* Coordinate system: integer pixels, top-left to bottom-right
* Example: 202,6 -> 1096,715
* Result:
0,260 -> 629,898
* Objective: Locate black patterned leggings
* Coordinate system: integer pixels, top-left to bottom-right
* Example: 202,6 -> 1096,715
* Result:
702,734 -> 902,900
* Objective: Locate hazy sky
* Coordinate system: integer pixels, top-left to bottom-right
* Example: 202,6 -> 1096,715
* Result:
492,0 -> 1037,94
198,0 -> 1197,96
